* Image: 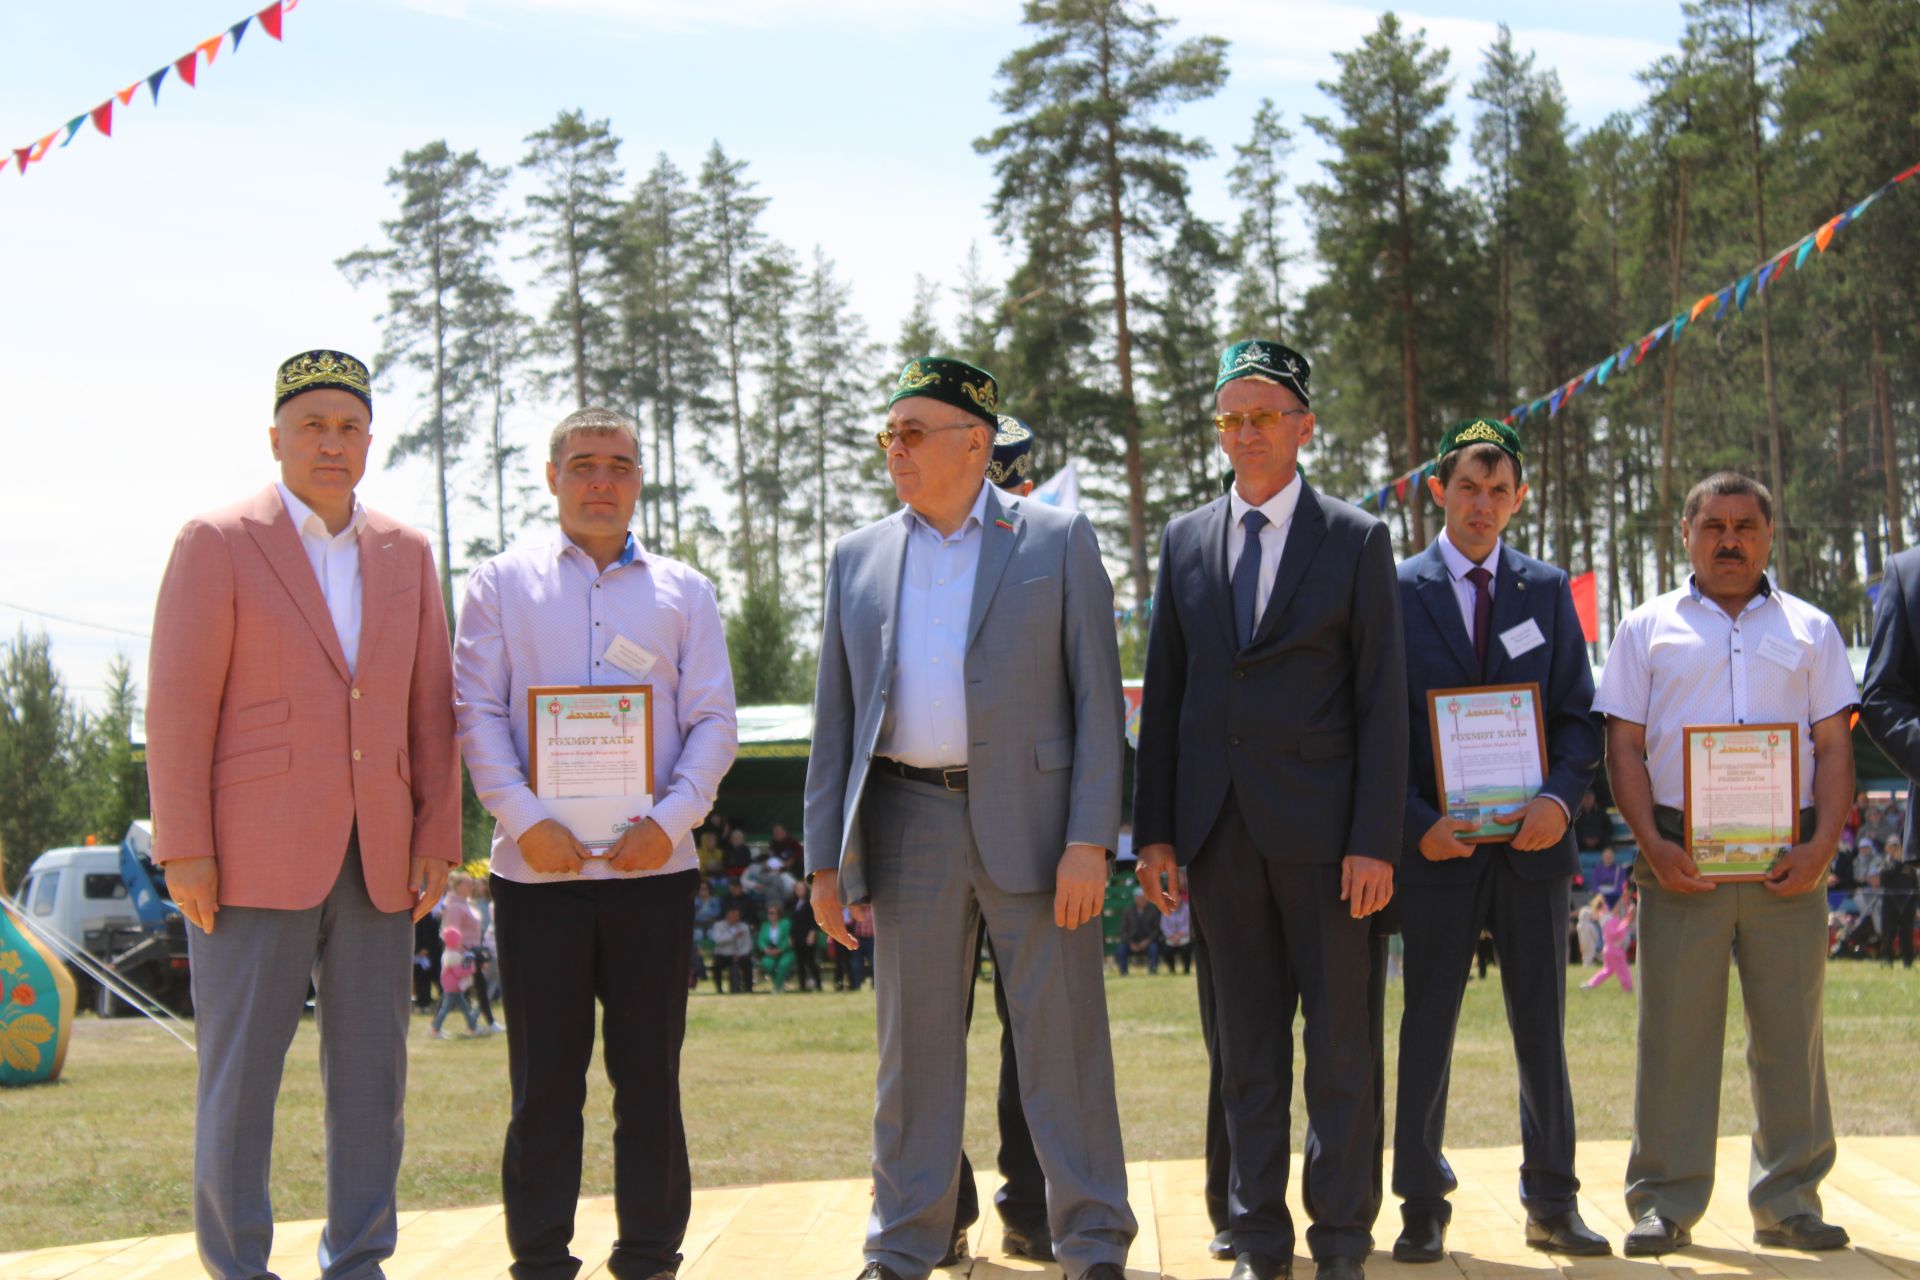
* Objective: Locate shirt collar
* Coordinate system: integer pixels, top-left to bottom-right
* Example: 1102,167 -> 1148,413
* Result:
1685,571 -> 1775,616
1228,471 -> 1303,531
276,481 -> 367,542
1436,527 -> 1501,582
555,529 -> 642,571
905,480 -> 991,541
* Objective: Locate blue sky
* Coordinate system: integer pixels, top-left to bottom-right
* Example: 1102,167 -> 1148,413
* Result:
0,0 -> 1679,712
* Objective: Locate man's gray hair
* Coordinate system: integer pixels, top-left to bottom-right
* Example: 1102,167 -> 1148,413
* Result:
549,407 -> 643,465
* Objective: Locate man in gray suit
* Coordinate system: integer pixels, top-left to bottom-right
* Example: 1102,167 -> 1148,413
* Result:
805,357 -> 1135,1280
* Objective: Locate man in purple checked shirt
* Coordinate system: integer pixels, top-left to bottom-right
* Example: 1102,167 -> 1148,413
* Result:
1588,846 -> 1629,909
454,406 -> 738,1280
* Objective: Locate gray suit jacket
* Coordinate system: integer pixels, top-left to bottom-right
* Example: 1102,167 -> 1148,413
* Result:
803,484 -> 1125,901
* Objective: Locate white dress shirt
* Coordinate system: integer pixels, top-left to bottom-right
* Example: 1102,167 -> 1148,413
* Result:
276,482 -> 367,676
1594,574 -> 1858,808
877,481 -> 990,769
1436,527 -> 1501,642
1226,472 -> 1303,625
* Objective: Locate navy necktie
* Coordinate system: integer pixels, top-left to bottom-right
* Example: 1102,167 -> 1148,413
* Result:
1467,566 -> 1494,671
1233,509 -> 1270,648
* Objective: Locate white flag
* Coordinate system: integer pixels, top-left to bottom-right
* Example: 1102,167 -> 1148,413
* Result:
1031,459 -> 1080,512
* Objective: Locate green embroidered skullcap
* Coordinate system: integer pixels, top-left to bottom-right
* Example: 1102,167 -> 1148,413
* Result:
1215,339 -> 1310,404
1435,417 -> 1524,466
988,415 -> 1034,488
888,356 -> 1001,428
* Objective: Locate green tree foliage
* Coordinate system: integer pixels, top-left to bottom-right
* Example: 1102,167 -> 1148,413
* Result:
338,140 -> 509,620
695,143 -> 771,589
67,657 -> 148,847
978,0 -> 1229,608
726,582 -> 810,705
519,110 -> 624,412
1225,98 -> 1295,340
0,631 -> 79,892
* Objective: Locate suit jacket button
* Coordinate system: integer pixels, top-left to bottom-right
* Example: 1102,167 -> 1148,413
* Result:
351,688 -> 362,700
1229,736 -> 1241,747
1233,670 -> 1245,680
351,749 -> 362,761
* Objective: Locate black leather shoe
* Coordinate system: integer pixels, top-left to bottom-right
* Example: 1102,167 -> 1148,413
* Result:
1525,1209 -> 1611,1256
1230,1252 -> 1291,1280
856,1265 -> 904,1280
1081,1266 -> 1129,1279
1755,1214 -> 1850,1251
1209,1228 -> 1236,1260
935,1226 -> 970,1267
1622,1213 -> 1691,1256
1001,1226 -> 1054,1261
1315,1257 -> 1364,1280
1393,1212 -> 1447,1263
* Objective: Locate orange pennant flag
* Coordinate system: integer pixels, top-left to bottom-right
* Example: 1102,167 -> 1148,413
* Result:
28,130 -> 59,162
92,101 -> 113,138
1815,215 -> 1842,253
116,82 -> 140,106
1689,293 -> 1717,322
198,34 -> 225,66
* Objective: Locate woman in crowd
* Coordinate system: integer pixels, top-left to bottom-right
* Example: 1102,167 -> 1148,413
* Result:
758,902 -> 795,993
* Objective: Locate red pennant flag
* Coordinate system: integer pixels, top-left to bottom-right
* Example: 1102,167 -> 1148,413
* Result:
1894,162 -> 1920,185
12,147 -> 31,172
176,51 -> 199,87
0,154 -> 8,176
92,101 -> 114,138
116,82 -> 140,106
1570,572 -> 1599,643
198,35 -> 225,67
258,2 -> 284,40
1394,476 -> 1409,502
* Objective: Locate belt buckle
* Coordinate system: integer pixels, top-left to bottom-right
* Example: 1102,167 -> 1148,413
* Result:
942,767 -> 967,792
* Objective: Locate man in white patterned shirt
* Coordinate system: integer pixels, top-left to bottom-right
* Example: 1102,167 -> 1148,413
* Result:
454,407 -> 738,1280
1594,472 -> 1855,1258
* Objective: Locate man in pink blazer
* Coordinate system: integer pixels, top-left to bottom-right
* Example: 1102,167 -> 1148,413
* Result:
146,349 -> 462,1280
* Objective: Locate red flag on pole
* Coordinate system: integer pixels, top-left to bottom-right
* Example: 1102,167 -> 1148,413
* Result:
1570,571 -> 1599,643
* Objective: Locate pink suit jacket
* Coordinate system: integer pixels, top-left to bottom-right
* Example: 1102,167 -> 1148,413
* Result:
146,485 -> 462,912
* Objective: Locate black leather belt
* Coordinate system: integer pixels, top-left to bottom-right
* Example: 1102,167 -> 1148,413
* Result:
875,757 -> 969,791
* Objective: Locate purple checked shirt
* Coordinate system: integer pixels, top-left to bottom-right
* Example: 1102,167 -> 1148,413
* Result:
454,532 -> 738,884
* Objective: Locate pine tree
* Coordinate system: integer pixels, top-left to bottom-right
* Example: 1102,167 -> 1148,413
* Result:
0,630 -> 79,891
1225,98 -> 1295,340
1304,13 -> 1466,548
1136,213 -> 1229,515
1470,24 -> 1533,410
744,241 -> 806,589
797,247 -> 880,613
69,656 -> 146,844
520,110 -> 624,412
338,140 -> 508,620
463,280 -> 542,564
978,0 -> 1229,608
695,143 -> 770,588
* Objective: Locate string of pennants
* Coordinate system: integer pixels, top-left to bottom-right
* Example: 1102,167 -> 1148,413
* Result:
1357,156 -> 1920,513
3,1 -> 297,184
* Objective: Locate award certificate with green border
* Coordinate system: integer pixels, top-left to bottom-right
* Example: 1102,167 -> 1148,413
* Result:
528,685 -> 654,855
1428,683 -> 1548,844
1682,723 -> 1799,881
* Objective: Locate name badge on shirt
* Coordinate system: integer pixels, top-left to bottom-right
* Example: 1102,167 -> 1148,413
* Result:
1756,632 -> 1804,672
1500,618 -> 1547,660
604,634 -> 657,681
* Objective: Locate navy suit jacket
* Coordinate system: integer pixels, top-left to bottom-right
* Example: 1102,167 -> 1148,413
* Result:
1861,546 -> 1920,855
1398,539 -> 1601,885
1133,478 -> 1408,867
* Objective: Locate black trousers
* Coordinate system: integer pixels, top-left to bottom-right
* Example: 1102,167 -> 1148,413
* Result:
1188,793 -> 1382,1261
1885,892 -> 1916,966
1193,909 -> 1233,1235
493,871 -> 696,1280
1394,856 -> 1576,1221
951,923 -> 1050,1241
796,934 -> 823,991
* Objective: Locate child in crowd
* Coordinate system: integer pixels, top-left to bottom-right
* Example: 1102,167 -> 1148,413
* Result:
430,925 -> 481,1037
1583,898 -> 1635,993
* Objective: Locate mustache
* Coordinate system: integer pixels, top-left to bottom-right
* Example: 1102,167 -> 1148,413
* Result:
1715,549 -> 1746,560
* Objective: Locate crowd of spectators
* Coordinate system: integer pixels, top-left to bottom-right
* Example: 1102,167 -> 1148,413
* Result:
691,813 -> 872,994
1828,793 -> 1919,965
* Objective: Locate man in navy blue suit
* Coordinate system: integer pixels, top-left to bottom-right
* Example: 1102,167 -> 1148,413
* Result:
1390,418 -> 1609,1263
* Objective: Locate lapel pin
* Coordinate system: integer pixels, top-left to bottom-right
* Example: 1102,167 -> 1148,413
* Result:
995,518 -> 1015,531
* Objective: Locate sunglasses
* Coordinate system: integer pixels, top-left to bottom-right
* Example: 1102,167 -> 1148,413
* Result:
1213,408 -> 1310,434
875,422 -> 978,451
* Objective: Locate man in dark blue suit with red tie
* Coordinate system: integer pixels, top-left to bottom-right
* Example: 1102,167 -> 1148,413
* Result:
1391,418 -> 1610,1263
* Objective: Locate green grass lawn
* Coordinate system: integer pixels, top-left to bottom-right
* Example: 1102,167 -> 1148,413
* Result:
2,960 -> 1916,1252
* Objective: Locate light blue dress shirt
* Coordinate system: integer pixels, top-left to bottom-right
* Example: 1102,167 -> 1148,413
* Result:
453,531 -> 739,883
877,481 -> 990,769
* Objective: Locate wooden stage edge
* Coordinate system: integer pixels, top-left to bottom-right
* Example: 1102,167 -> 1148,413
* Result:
5,1137 -> 1919,1280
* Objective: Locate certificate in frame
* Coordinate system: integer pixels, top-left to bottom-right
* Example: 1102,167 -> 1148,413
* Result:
1428,682 -> 1549,844
1681,723 -> 1799,881
527,685 -> 655,800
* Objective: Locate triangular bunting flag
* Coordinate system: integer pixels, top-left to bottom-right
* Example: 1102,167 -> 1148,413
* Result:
198,35 -> 225,67
0,154 -> 9,176
148,65 -> 170,103
116,82 -> 139,106
1377,486 -> 1390,510
1757,260 -> 1779,292
60,114 -> 87,146
258,2 -> 285,40
229,17 -> 251,51
1690,293 -> 1716,322
1713,288 -> 1733,321
1850,191 -> 1880,219
1548,387 -> 1566,416
175,51 -> 199,87
12,147 -> 31,172
1735,272 -> 1754,310
1597,355 -> 1617,385
1895,162 -> 1920,185
1672,312 -> 1688,340
31,129 -> 60,161
1394,476 -> 1409,502
1579,364 -> 1600,389
91,101 -> 113,138
1794,237 -> 1817,269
